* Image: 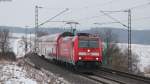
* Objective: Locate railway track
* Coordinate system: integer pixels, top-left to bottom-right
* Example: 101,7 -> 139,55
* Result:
103,67 -> 150,81
81,73 -> 125,84
25,58 -> 122,84
24,54 -> 99,84
79,67 -> 150,84
97,67 -> 150,84
24,54 -> 150,84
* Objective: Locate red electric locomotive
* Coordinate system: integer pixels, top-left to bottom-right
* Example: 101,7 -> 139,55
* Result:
38,32 -> 102,68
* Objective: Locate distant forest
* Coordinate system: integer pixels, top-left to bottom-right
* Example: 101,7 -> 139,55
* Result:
0,26 -> 150,45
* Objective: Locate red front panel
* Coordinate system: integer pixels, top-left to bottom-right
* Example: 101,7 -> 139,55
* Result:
73,37 -> 103,63
77,48 -> 102,61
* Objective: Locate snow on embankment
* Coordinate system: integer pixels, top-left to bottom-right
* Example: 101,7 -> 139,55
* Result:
0,62 -> 37,84
118,43 -> 150,73
0,61 -> 70,84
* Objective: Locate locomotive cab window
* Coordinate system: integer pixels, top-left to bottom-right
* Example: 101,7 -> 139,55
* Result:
79,40 -> 99,48
79,40 -> 89,48
89,40 -> 99,48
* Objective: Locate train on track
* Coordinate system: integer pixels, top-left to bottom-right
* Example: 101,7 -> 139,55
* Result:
37,32 -> 103,69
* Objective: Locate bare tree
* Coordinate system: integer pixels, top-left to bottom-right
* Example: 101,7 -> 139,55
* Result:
0,29 -> 16,61
0,29 -> 10,53
98,29 -> 141,73
20,36 -> 27,55
111,49 -> 128,71
113,49 -> 141,73
99,29 -> 118,65
144,65 -> 150,74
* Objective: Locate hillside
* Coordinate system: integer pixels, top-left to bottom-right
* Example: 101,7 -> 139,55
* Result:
82,27 -> 150,45
0,26 -> 150,44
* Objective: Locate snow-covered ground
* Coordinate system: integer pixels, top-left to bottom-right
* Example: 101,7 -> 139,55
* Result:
0,60 -> 70,84
0,62 -> 37,84
117,43 -> 150,74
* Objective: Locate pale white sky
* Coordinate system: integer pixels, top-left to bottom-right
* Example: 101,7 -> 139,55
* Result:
0,0 -> 150,30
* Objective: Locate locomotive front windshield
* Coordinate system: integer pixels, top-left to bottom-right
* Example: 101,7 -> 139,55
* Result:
79,40 -> 99,48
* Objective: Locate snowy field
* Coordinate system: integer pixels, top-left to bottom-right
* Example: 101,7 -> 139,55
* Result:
117,43 -> 150,74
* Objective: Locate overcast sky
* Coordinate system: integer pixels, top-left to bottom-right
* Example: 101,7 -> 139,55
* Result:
0,0 -> 150,30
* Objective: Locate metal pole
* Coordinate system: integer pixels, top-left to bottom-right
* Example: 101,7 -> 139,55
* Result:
35,5 -> 39,52
128,9 -> 132,72
25,26 -> 28,54
30,32 -> 31,51
38,8 -> 69,27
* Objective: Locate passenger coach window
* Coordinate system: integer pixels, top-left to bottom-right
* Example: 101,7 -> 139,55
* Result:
79,40 -> 98,48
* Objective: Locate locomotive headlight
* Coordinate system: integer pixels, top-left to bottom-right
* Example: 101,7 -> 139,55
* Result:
78,52 -> 86,56
79,57 -> 82,60
87,49 -> 90,52
96,58 -> 99,60
91,52 -> 99,56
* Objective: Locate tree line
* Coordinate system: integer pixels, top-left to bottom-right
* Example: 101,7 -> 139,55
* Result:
98,29 -> 142,74
0,29 -> 16,61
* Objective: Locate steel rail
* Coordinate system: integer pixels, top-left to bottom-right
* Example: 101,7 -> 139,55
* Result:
93,73 -> 126,84
99,67 -> 150,83
81,74 -> 112,84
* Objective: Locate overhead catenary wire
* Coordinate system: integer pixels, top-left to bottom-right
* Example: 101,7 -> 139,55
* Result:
70,0 -> 119,11
69,1 -> 150,23
127,1 -> 150,10
100,10 -> 128,28
94,16 -> 150,25
96,11 -> 150,27
39,1 -> 150,25
38,8 -> 69,27
44,0 -> 120,22
35,1 -> 150,30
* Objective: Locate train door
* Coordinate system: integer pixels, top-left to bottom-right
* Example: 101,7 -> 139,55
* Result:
70,41 -> 74,64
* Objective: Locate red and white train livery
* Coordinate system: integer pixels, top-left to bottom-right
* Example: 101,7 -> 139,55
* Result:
38,32 -> 103,67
